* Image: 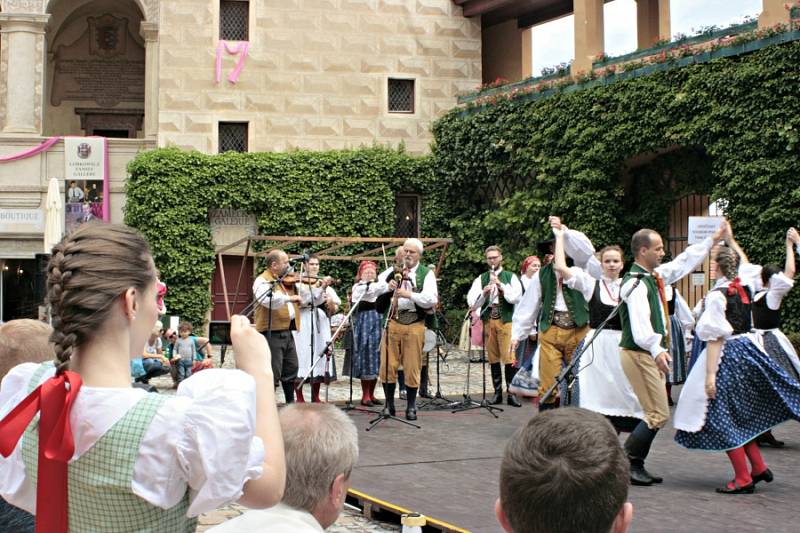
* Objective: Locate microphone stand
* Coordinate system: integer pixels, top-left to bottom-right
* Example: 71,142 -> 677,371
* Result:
418,316 -> 454,410
452,283 -> 503,418
540,276 -> 643,404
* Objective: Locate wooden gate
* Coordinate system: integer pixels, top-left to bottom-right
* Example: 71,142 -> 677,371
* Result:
666,194 -> 712,310
211,255 -> 254,321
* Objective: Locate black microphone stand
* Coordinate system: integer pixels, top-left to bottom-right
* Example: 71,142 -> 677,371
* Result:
540,276 -> 643,404
367,270 -> 421,431
418,320 -> 454,410
451,296 -> 503,418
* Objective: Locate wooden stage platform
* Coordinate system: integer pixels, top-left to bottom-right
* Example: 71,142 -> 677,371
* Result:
341,396 -> 800,533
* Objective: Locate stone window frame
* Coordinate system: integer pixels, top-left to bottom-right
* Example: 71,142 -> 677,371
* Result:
218,121 -> 249,153
219,0 -> 250,42
385,77 -> 418,116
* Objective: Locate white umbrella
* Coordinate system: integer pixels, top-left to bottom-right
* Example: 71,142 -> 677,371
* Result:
44,177 -> 64,253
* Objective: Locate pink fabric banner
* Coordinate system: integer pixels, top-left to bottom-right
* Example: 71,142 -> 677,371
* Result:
215,41 -> 250,84
0,136 -> 62,163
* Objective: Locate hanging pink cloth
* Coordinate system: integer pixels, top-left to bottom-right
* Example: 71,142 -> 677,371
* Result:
0,136 -> 62,163
215,41 -> 250,84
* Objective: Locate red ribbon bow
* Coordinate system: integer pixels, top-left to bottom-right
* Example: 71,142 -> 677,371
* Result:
726,277 -> 750,304
0,371 -> 82,533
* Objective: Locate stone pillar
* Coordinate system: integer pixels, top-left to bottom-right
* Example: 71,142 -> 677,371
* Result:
482,20 -> 533,83
759,0 -> 790,29
0,13 -> 49,135
636,0 -> 671,49
140,22 -> 159,139
521,26 -> 533,79
572,0 -> 604,76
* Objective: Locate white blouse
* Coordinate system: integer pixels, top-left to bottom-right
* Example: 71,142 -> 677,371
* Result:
753,271 -> 794,311
0,365 -> 264,517
564,270 -> 621,305
351,280 -> 388,303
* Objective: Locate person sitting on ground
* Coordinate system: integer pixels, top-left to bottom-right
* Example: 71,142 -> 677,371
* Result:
0,319 -> 54,533
495,407 -> 633,533
210,403 -> 359,532
138,323 -> 171,384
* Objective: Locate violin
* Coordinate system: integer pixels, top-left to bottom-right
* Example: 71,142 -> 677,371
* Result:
280,272 -> 341,288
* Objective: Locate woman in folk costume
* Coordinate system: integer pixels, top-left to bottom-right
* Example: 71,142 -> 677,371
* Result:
751,227 -> 800,447
292,254 -> 341,403
508,256 -> 542,399
665,285 -> 694,406
551,224 -> 644,432
0,224 -> 285,532
350,261 -> 387,407
674,231 -> 800,494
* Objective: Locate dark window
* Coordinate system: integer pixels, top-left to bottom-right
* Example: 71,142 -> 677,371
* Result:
220,0 -> 249,41
91,129 -> 130,138
388,78 -> 415,113
219,122 -> 248,153
394,194 -> 420,237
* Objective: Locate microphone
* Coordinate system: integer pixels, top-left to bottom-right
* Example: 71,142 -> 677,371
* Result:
628,272 -> 651,279
289,250 -> 310,266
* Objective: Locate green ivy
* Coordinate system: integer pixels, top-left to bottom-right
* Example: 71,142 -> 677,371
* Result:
125,147 -> 435,325
430,39 -> 800,332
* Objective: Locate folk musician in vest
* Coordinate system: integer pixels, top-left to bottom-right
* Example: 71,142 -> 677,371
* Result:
466,245 -> 523,407
378,238 -> 438,421
253,249 -> 304,404
511,217 -> 591,410
617,221 -> 725,486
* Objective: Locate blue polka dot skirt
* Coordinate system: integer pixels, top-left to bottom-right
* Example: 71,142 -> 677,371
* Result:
675,336 -> 800,451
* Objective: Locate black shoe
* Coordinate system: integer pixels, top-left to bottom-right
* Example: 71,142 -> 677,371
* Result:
372,397 -> 384,406
420,388 -> 432,399
406,407 -> 418,421
757,432 -> 785,448
399,389 -> 407,400
643,468 -> 663,484
630,465 -> 655,486
715,481 -> 755,494
752,468 -> 774,484
382,383 -> 396,416
507,393 -> 522,407
490,390 -> 503,405
382,406 -> 396,417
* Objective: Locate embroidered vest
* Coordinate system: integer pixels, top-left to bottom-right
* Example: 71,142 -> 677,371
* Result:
619,264 -> 668,352
479,270 -> 515,323
21,363 -> 196,532
254,270 -> 301,333
537,263 -> 589,332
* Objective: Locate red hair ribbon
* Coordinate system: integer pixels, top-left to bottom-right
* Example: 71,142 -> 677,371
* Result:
0,371 -> 82,533
727,277 -> 750,304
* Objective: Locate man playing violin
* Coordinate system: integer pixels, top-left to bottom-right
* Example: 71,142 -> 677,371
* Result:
377,238 -> 439,421
253,249 -> 304,403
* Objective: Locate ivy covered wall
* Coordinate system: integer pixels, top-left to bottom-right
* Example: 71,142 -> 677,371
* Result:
430,39 -> 800,331
125,147 -> 436,324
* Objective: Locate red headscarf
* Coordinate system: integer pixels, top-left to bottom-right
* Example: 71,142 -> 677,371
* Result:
521,255 -> 541,275
358,260 -> 377,280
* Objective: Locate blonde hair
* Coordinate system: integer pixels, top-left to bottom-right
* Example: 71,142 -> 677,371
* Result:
0,319 -> 54,380
714,245 -> 739,280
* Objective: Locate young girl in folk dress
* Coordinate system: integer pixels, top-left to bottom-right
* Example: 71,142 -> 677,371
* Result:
508,256 -> 541,399
0,224 -> 285,532
674,233 -> 800,494
552,225 -> 644,433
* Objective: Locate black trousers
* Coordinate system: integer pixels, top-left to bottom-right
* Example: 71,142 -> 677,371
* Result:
262,330 -> 299,386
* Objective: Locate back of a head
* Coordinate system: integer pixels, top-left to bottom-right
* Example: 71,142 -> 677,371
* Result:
46,223 -> 156,374
761,264 -> 781,287
280,403 -> 359,513
0,319 -> 54,380
499,408 -> 629,533
714,245 -> 739,281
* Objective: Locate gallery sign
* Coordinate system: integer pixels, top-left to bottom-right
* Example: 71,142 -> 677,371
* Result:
64,137 -> 109,233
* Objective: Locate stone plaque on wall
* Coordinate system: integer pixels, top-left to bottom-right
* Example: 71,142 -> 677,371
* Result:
3,0 -> 46,13
51,14 -> 145,108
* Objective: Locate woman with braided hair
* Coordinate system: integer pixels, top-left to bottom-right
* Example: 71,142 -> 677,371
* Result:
0,223 -> 285,532
674,226 -> 800,494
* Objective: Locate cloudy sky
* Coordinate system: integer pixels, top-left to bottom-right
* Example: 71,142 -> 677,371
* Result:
531,0 -> 763,74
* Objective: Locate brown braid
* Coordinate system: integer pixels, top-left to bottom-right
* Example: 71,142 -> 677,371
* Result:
714,245 -> 739,281
46,223 -> 156,374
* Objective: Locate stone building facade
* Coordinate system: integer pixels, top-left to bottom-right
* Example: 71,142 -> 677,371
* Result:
0,0 -> 482,320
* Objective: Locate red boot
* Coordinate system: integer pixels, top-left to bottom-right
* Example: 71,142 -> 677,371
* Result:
360,379 -> 373,406
295,383 -> 306,403
311,382 -> 322,403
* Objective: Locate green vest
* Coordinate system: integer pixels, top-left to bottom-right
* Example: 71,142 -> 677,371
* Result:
538,263 -> 589,332
619,263 -> 668,352
22,363 -> 197,532
384,263 -> 439,330
479,270 -> 515,323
